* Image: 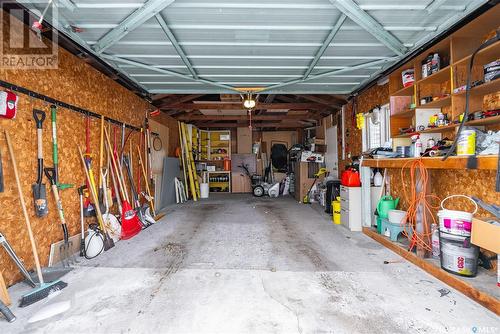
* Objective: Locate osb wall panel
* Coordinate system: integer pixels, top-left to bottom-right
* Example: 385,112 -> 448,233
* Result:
0,13 -> 176,286
338,83 -> 389,171
387,169 -> 500,219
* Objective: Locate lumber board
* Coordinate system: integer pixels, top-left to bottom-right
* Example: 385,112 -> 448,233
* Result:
0,271 -> 11,306
363,227 -> 500,316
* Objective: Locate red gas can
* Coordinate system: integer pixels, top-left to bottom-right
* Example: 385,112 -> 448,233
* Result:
341,168 -> 361,187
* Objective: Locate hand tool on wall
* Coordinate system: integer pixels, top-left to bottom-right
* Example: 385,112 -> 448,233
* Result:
137,146 -> 156,217
123,155 -> 148,227
108,148 -> 122,214
100,168 -> 121,242
0,149 -> 4,193
50,105 -> 73,190
44,168 -> 74,267
3,130 -> 67,307
77,186 -> 86,257
77,146 -> 115,250
98,115 -> 106,211
32,109 -> 48,217
104,128 -> 142,239
83,114 -> 96,217
0,233 -> 37,287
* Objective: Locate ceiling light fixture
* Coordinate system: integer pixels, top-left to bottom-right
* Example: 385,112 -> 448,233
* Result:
242,92 -> 256,110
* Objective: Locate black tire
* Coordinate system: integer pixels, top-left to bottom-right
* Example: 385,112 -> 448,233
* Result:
253,185 -> 264,197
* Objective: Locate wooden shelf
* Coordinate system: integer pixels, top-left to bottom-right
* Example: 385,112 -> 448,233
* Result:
418,95 -> 451,109
391,109 -> 415,118
466,114 -> 500,126
393,115 -> 500,138
361,155 -> 498,170
453,39 -> 500,67
416,65 -> 450,85
363,227 -> 500,316
392,84 -> 414,96
453,79 -> 500,97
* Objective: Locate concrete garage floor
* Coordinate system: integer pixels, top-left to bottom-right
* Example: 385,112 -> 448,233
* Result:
2,194 -> 498,333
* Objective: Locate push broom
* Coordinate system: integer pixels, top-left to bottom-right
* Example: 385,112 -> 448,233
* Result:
3,130 -> 67,307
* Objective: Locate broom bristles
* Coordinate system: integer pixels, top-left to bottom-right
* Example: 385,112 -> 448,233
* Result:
19,280 -> 67,308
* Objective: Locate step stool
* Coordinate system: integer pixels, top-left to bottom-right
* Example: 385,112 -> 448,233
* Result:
380,218 -> 412,241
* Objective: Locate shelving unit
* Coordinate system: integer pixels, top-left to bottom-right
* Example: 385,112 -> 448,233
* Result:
387,6 -> 499,140
362,156 -> 498,170
208,171 -> 231,193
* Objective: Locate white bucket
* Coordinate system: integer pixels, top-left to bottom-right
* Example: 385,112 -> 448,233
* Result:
388,210 -> 406,225
456,129 -> 476,156
437,195 -> 477,236
200,183 -> 210,199
439,232 -> 479,277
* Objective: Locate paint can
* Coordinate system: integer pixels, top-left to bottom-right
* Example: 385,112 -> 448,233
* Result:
200,183 -> 209,199
456,129 -> 476,156
439,231 -> 479,277
437,195 -> 477,236
332,197 -> 341,225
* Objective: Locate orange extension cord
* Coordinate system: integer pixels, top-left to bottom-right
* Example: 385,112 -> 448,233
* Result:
400,159 -> 441,253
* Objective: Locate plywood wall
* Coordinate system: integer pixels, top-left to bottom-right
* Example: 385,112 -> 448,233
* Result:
0,13 -> 177,286
337,83 -> 390,171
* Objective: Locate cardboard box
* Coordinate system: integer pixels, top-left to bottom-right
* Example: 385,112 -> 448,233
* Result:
237,127 -> 252,154
471,218 -> 500,253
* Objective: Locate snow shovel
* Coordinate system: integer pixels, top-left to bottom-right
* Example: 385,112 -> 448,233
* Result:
44,168 -> 74,267
32,109 -> 48,217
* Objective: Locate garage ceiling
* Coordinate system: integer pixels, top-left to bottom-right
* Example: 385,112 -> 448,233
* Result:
19,0 -> 489,96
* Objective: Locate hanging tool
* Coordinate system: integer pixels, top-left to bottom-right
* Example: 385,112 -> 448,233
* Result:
104,128 -> 142,239
0,233 -> 36,287
32,109 -> 48,217
123,155 -> 151,228
50,105 -> 73,190
4,129 -> 67,307
78,146 -> 115,250
98,115 -> 106,212
77,186 -> 86,257
137,146 -> 156,217
100,167 -> 121,242
83,114 -> 96,217
44,168 -> 74,267
0,148 -> 4,193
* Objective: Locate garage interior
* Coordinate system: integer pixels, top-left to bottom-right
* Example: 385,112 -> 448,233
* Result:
0,0 -> 499,332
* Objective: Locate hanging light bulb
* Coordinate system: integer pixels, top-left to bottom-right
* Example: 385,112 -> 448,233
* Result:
243,92 -> 256,110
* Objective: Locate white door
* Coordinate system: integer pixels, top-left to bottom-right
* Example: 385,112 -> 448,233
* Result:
325,126 -> 339,178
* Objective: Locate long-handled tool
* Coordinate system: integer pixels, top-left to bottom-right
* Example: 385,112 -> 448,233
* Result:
3,130 -> 67,307
77,186 -> 86,257
137,146 -> 156,216
303,167 -> 328,204
104,127 -> 142,239
100,167 -> 121,242
123,155 -> 152,228
78,146 -> 115,250
44,168 -> 74,267
0,233 -> 36,288
83,114 -> 96,217
50,105 -> 73,190
32,109 -> 48,217
0,148 -> 4,193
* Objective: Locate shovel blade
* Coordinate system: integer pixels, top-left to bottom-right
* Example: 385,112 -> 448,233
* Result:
32,183 -> 48,217
103,234 -> 115,251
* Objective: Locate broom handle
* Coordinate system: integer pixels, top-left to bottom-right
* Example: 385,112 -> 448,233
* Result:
104,127 -> 127,201
77,146 -> 106,232
98,115 -> 104,188
4,130 -> 44,285
137,146 -> 155,215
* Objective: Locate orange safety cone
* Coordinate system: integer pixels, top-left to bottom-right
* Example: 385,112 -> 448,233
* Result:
120,201 -> 142,240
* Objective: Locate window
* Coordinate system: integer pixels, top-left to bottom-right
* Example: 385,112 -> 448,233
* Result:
362,104 -> 390,151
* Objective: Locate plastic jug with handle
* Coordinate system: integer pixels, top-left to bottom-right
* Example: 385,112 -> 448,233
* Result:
377,196 -> 400,219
